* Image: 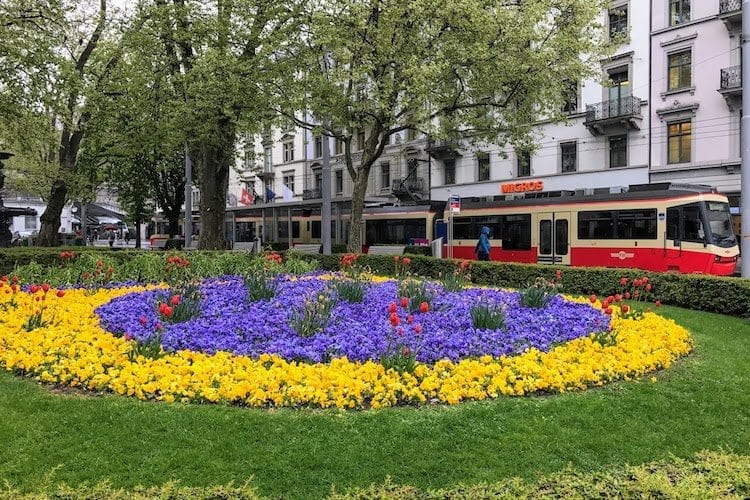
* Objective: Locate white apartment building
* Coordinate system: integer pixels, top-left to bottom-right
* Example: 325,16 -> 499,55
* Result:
228,0 -> 742,243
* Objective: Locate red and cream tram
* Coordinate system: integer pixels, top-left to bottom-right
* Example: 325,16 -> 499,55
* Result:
446,183 -> 739,275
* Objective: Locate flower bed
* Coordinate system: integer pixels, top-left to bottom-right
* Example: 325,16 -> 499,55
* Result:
0,274 -> 693,409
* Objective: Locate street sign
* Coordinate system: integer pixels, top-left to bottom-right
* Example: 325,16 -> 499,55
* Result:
449,194 -> 460,213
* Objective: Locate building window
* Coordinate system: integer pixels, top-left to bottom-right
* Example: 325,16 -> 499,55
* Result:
669,0 -> 690,26
444,158 -> 455,185
357,130 -> 365,151
334,138 -> 344,155
282,171 -> 295,193
477,152 -> 490,181
380,162 -> 391,191
608,4 -> 627,40
609,135 -> 627,168
335,170 -> 343,194
668,50 -> 691,91
561,142 -> 577,173
313,168 -> 322,189
314,136 -> 323,158
282,139 -> 294,162
516,151 -> 531,177
668,120 -> 691,164
562,80 -> 578,114
263,147 -> 273,172
24,215 -> 36,230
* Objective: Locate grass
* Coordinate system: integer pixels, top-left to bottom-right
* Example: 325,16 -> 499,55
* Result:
0,305 -> 748,498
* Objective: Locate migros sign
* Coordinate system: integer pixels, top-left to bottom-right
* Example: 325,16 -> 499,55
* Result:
500,180 -> 544,194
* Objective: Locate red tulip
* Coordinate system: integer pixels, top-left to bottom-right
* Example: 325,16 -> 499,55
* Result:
162,306 -> 173,318
645,283 -> 652,292
388,302 -> 397,313
414,324 -> 423,334
589,294 -> 597,303
655,300 -> 662,307
400,297 -> 409,308
406,314 -> 414,324
604,307 -> 613,315
170,295 -> 181,306
621,304 -> 629,313
419,302 -> 429,313
619,277 -> 628,286
624,292 -> 631,299
30,284 -> 40,294
614,294 -> 622,302
41,283 -> 50,293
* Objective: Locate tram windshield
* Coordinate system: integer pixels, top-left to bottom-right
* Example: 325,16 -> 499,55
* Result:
703,201 -> 737,248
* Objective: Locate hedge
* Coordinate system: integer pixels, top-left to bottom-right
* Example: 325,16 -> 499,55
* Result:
1,247 -> 748,317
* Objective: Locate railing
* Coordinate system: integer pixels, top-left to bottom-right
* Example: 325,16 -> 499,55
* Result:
392,177 -> 426,194
720,66 -> 741,90
302,188 -> 321,200
720,0 -> 741,15
585,96 -> 642,123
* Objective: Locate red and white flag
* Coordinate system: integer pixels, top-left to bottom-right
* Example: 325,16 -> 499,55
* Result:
240,188 -> 254,205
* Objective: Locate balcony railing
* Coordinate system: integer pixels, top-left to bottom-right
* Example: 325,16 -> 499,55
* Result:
302,188 -> 321,200
720,0 -> 741,15
392,177 -> 426,195
585,96 -> 642,123
720,65 -> 741,90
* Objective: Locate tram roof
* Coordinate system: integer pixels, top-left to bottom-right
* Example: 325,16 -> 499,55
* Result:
454,183 -> 724,210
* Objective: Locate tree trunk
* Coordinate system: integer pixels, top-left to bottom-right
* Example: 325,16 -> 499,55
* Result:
135,220 -> 142,249
347,166 -> 371,252
196,119 -> 234,250
38,179 -> 68,246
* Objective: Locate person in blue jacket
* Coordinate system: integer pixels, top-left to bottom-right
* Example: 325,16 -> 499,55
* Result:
476,225 -> 491,261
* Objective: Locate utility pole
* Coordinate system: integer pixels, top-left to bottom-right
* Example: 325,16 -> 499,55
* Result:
321,130 -> 332,254
184,144 -> 193,249
742,0 -> 750,277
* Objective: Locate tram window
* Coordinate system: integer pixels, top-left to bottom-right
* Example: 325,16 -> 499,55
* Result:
311,221 -> 321,239
555,219 -> 568,255
578,211 -> 615,239
616,209 -> 657,239
682,203 -> 704,242
477,216 -> 501,240
539,220 -> 552,254
667,208 -> 679,240
453,217 -> 474,239
501,214 -> 531,249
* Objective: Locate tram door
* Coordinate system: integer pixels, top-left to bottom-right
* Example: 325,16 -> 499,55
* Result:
537,212 -> 571,265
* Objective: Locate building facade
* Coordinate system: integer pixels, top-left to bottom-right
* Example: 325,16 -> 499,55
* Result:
228,0 -> 742,243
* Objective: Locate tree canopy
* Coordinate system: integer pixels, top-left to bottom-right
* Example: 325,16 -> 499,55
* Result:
279,0 -> 608,251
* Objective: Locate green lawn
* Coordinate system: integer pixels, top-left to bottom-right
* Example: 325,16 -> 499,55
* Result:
0,305 -> 748,499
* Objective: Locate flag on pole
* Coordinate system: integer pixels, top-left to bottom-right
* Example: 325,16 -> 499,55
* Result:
240,188 -> 254,205
282,184 -> 294,201
265,187 -> 276,202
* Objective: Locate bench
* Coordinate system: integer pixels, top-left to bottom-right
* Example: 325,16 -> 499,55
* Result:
293,243 -> 322,254
367,245 -> 405,256
233,241 -> 258,251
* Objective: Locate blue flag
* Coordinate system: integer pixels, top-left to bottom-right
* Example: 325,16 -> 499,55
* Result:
265,187 -> 276,202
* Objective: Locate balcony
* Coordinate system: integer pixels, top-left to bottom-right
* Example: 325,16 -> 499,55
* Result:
256,169 -> 275,180
425,139 -> 462,160
719,66 -> 742,110
391,177 -> 427,204
719,0 -> 741,31
302,188 -> 321,200
584,96 -> 642,136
